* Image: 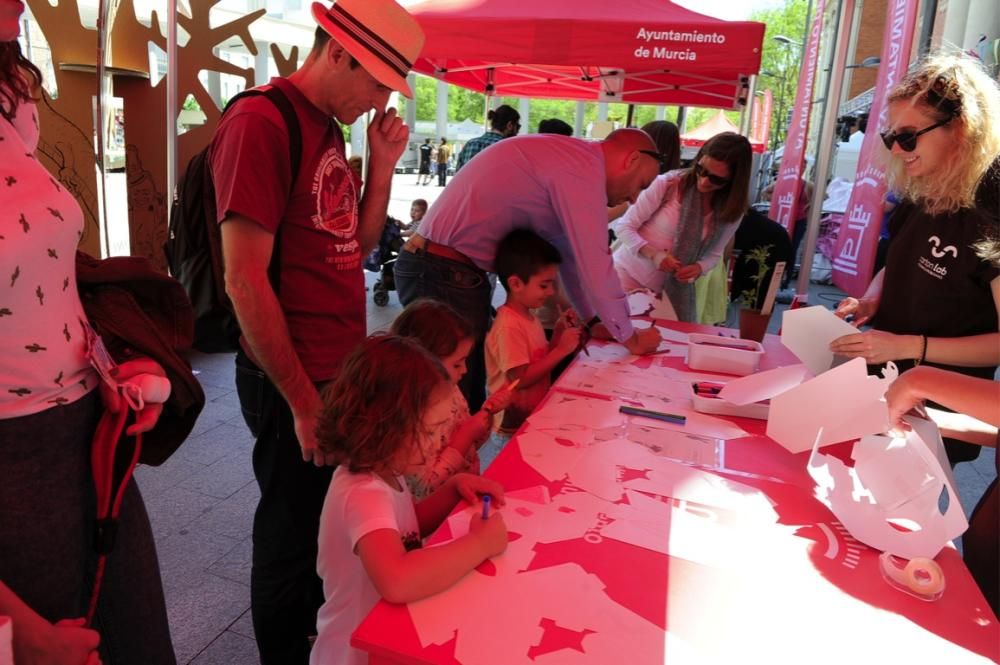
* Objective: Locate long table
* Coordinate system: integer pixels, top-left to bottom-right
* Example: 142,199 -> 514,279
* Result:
353,320 -> 1000,664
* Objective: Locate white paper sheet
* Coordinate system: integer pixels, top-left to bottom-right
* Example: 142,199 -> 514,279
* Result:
766,358 -> 896,453
780,305 -> 859,376
627,290 -> 657,316
408,563 -> 664,665
717,364 -> 811,405
807,417 -> 968,559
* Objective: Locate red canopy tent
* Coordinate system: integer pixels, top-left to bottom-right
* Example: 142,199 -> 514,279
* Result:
407,0 -> 766,109
681,110 -> 766,152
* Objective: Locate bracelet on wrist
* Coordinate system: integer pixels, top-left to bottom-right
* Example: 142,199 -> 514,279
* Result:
915,335 -> 927,365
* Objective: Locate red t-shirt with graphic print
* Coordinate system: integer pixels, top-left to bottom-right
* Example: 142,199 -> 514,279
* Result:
210,77 -> 364,382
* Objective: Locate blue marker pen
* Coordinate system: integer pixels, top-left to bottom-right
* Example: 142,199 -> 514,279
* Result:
481,495 -> 491,519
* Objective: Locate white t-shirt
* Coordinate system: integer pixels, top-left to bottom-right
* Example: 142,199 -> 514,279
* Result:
0,94 -> 96,418
485,304 -> 550,432
311,467 -> 421,665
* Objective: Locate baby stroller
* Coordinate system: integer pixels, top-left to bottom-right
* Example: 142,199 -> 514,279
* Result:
364,216 -> 404,307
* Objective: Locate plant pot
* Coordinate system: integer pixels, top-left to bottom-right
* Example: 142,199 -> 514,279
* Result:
739,308 -> 772,343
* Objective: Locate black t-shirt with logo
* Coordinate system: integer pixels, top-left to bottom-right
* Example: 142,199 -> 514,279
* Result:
418,143 -> 433,167
874,159 -> 999,382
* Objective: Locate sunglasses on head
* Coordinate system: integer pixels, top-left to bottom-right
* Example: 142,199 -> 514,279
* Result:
694,162 -> 729,186
880,117 -> 951,152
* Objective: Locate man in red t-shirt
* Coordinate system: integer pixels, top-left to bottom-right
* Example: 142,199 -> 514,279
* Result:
210,2 -> 424,663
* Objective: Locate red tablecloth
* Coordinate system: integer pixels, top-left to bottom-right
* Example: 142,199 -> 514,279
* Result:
353,321 -> 1000,664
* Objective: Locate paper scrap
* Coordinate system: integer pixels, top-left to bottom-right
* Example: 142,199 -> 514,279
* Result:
781,305 -> 859,376
766,358 -> 896,453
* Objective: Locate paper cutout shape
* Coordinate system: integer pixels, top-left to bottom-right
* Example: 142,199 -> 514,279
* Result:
717,364 -> 811,405
807,416 -> 968,560
627,290 -> 656,316
781,306 -> 858,375
766,359 -> 897,453
408,563 -> 664,665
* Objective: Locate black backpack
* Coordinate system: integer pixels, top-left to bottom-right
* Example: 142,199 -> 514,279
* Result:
165,85 -> 302,353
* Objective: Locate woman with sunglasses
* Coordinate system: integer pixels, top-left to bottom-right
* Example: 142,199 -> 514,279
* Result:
832,51 -> 1000,466
613,132 -> 752,321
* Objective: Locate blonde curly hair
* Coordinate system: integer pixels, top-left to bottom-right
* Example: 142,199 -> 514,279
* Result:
885,51 -> 1000,215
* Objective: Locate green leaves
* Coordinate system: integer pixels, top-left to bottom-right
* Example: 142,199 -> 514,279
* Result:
738,244 -> 774,310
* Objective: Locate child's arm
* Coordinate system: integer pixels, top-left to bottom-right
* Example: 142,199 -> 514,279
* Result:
357,515 -> 507,604
414,474 -> 504,537
358,475 -> 508,604
0,580 -> 101,665
407,445 -> 470,499
507,325 -> 581,389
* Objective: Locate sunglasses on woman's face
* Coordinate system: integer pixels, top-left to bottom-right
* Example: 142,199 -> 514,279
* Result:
879,117 -> 951,152
694,162 -> 729,187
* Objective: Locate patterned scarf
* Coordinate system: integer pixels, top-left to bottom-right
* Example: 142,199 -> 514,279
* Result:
662,181 -> 726,322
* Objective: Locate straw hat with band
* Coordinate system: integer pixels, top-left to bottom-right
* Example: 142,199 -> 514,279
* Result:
311,0 -> 425,98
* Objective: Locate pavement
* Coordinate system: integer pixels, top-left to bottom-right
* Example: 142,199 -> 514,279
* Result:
133,174 -> 996,664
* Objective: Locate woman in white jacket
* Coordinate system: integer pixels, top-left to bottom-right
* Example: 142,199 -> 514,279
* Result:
613,132 -> 752,321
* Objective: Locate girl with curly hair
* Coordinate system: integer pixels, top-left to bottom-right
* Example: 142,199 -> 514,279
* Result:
312,334 -> 507,665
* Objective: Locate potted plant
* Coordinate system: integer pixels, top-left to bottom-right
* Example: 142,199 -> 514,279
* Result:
737,244 -> 774,342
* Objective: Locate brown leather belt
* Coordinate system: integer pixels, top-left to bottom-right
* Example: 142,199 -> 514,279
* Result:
402,234 -> 480,270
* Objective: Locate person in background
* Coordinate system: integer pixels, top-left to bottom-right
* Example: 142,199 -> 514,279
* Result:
832,51 -> 1000,467
457,104 -> 520,171
0,5 -> 174,663
212,1 -> 423,660
347,154 -> 364,199
311,335 -> 507,665
389,299 -> 515,497
613,132 -> 752,322
537,118 -> 573,136
872,190 -> 899,276
482,230 -> 582,468
416,137 -> 433,185
394,129 -> 664,412
729,207 -> 794,308
436,137 -> 450,186
400,198 -> 428,238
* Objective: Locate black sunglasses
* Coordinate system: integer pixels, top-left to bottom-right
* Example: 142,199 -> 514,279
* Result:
879,117 -> 951,152
694,162 -> 729,187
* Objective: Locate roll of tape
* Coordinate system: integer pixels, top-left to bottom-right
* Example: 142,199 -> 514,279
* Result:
878,552 -> 946,601
904,557 -> 945,595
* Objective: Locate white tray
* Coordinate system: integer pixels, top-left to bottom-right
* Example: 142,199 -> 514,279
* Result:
687,333 -> 764,376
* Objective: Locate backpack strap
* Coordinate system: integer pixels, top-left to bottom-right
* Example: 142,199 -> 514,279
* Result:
221,84 -> 302,193
220,84 -> 303,292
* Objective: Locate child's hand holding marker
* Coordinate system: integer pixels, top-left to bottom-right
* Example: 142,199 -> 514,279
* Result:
469,501 -> 508,558
557,305 -> 590,356
483,378 -> 520,415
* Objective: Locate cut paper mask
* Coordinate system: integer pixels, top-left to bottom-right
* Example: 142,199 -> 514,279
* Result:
807,416 -> 967,560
